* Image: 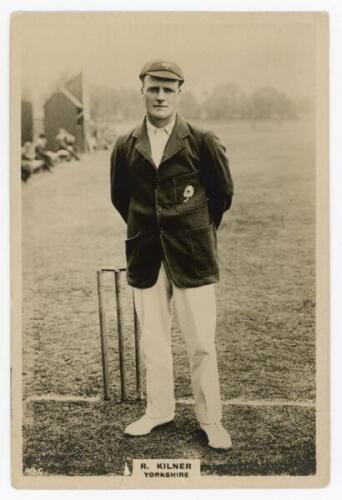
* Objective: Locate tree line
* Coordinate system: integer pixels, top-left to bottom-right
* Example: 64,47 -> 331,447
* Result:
89,83 -> 313,122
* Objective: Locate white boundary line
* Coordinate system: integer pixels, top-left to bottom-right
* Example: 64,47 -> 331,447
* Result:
24,395 -> 315,407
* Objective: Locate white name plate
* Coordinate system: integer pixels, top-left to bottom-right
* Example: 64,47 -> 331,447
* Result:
130,459 -> 201,480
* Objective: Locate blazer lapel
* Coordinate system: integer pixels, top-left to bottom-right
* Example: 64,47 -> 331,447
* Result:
132,119 -> 154,166
161,114 -> 190,164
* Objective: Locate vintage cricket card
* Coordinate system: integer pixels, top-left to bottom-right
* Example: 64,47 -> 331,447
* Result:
10,11 -> 329,489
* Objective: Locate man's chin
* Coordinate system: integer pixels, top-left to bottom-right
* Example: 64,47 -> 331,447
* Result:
150,110 -> 171,120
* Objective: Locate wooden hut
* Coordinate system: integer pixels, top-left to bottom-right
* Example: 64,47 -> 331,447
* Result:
44,73 -> 89,152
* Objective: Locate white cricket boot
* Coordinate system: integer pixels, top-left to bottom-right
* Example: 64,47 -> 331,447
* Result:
124,413 -> 175,436
200,422 -> 233,449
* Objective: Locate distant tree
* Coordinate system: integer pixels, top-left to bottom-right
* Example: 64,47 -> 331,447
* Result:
202,84 -> 251,120
89,85 -> 142,121
179,90 -> 201,119
251,87 -> 278,119
251,87 -> 296,120
85,81 -> 300,124
239,94 -> 253,119
119,88 -> 143,119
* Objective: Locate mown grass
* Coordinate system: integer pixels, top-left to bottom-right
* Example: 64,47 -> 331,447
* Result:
23,400 -> 315,476
22,118 -> 316,476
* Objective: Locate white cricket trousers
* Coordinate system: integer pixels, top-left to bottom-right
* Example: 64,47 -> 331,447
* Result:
133,263 -> 223,424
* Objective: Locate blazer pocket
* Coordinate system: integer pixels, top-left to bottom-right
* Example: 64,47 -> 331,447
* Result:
125,232 -> 141,245
190,225 -> 218,276
125,232 -> 141,260
173,171 -> 207,212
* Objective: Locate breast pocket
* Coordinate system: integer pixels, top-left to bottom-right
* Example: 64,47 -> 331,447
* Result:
173,171 -> 207,212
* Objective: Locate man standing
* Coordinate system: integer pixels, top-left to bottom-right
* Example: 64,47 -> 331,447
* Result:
110,61 -> 234,449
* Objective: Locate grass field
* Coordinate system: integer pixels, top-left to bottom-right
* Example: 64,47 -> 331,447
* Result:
22,118 -> 316,476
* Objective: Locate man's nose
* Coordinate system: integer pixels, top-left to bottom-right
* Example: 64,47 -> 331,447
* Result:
156,89 -> 165,100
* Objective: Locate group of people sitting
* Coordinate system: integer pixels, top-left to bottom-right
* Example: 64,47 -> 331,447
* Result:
55,128 -> 80,161
21,129 -> 80,182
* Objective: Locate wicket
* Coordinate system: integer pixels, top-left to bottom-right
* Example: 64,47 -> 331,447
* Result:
96,267 -> 144,402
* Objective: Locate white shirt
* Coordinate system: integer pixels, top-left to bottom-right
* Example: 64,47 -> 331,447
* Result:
146,116 -> 176,168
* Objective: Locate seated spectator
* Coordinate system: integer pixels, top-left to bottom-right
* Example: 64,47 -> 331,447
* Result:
55,128 -> 80,161
56,149 -> 72,161
55,128 -> 68,150
65,132 -> 80,161
21,141 -> 44,182
21,141 -> 35,162
34,134 -> 56,172
55,128 -> 71,161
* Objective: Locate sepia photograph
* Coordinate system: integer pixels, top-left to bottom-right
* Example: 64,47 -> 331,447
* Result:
11,11 -> 329,489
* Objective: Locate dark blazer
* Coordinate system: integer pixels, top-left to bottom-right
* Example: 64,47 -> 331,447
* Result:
110,114 -> 233,289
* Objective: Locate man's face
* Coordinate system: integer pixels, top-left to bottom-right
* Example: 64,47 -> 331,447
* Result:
141,75 -> 181,123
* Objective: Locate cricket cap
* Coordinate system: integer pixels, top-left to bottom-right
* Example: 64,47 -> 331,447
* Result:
139,60 -> 184,84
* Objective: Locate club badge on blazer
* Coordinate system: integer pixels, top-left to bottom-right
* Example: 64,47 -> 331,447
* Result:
183,185 -> 195,203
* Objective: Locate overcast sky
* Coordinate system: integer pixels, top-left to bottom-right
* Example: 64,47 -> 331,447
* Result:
18,12 -> 317,101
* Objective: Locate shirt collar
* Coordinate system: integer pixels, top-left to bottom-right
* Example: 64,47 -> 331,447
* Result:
146,115 -> 176,136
